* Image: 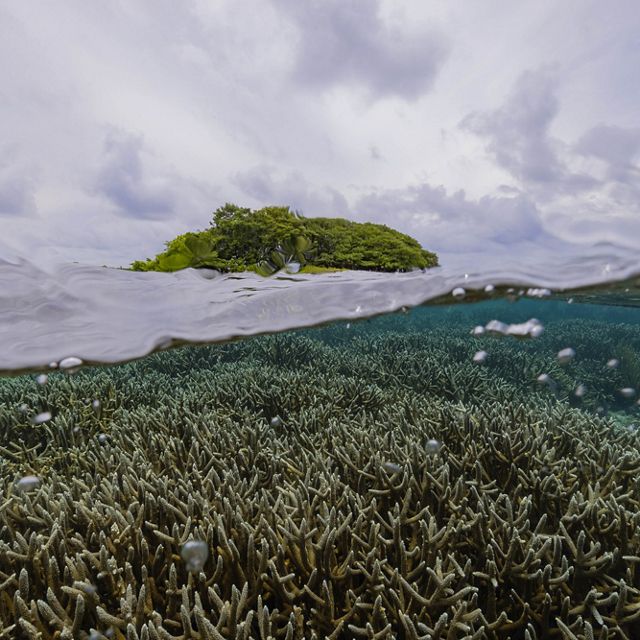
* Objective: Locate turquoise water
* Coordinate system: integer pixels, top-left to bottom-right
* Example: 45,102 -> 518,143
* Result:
2,286 -> 640,638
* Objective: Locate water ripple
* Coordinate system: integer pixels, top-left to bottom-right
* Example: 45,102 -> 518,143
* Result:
1,241 -> 639,373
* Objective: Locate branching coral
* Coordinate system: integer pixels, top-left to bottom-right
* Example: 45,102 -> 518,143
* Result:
1,314 -> 640,638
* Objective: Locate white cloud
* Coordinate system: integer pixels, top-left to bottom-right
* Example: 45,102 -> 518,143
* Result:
0,1 -> 639,266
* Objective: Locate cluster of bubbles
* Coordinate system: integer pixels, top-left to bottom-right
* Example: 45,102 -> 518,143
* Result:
451,284 -> 495,300
470,318 -> 545,367
14,280 -> 640,587
16,356 -> 106,502
471,319 -> 545,340
452,284 -> 559,306
382,438 -> 442,473
525,287 -> 552,298
460,284 -> 639,411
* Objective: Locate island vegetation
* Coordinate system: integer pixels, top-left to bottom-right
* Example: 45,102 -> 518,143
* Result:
130,203 -> 438,274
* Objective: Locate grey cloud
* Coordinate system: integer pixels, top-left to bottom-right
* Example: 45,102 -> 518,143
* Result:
274,0 -> 448,101
576,124 -> 640,182
0,154 -> 37,216
232,164 -> 349,216
549,209 -> 640,248
235,162 -> 547,252
462,68 -> 561,183
355,182 -> 545,250
460,68 -> 640,247
0,176 -> 36,216
94,131 -> 175,220
461,68 -> 596,194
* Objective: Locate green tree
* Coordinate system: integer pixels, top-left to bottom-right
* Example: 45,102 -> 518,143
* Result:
131,204 -> 438,273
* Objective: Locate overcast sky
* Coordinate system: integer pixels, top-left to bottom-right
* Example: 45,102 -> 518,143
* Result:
1,1 -> 639,267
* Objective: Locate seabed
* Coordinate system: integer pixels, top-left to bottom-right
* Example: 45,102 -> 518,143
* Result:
1,302 -> 640,639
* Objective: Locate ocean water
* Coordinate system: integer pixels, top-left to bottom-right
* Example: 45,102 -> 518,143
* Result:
1,249 -> 640,639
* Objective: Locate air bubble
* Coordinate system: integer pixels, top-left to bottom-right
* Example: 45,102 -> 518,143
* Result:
16,475 -> 40,493
473,351 -> 488,364
557,347 -> 576,365
574,384 -> 587,398
98,433 -> 108,445
620,388 -> 636,399
607,358 -> 620,369
31,411 -> 52,424
425,439 -> 442,455
270,416 -> 283,428
452,287 -> 466,299
382,462 -> 402,474
36,374 -> 48,385
527,321 -> 545,339
471,325 -> 485,336
59,356 -> 83,372
181,540 -> 209,573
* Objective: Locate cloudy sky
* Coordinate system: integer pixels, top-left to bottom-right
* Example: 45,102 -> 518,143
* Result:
1,1 -> 639,267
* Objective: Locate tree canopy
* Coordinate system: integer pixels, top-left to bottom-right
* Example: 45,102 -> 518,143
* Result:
131,203 -> 438,274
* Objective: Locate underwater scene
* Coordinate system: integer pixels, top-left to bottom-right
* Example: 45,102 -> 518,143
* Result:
2,267 -> 640,640
5,1 -> 640,637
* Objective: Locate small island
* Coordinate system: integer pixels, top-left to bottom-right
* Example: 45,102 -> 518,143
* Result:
131,203 -> 438,274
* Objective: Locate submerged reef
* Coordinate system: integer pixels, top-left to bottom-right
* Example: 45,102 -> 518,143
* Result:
1,310 -> 640,639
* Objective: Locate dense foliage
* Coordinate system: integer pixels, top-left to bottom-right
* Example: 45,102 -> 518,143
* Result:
131,203 -> 438,273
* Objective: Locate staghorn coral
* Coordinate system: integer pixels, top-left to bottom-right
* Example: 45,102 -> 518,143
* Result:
1,310 -> 640,638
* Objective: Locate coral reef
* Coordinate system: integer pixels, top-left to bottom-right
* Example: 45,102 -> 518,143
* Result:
1,307 -> 640,638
